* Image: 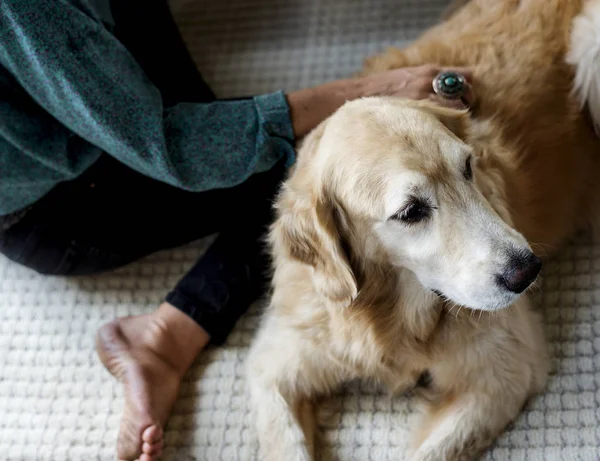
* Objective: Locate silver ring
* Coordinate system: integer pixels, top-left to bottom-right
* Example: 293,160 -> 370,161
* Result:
432,72 -> 467,100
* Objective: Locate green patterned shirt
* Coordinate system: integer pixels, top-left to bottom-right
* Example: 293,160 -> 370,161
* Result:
0,0 -> 296,215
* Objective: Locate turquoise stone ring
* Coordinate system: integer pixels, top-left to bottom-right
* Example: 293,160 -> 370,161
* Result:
432,72 -> 467,100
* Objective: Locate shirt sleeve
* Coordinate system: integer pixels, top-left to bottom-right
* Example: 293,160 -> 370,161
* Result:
0,0 -> 296,193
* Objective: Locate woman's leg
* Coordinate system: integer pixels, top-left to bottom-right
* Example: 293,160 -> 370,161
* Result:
99,3 -> 286,459
1,152 -> 285,461
1,152 -> 282,276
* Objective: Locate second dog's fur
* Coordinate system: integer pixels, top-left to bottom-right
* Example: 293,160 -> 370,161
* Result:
247,1 -> 600,460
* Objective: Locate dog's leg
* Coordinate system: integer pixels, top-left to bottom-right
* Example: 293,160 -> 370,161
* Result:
409,302 -> 548,461
246,320 -> 342,461
408,391 -> 523,461
248,378 -> 316,461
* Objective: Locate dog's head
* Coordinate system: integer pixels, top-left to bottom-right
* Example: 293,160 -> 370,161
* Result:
272,97 -> 540,312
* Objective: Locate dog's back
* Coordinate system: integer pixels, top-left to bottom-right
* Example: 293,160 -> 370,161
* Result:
363,0 -> 600,255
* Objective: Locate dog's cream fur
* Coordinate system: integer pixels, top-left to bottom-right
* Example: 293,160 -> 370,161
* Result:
247,1 -> 600,460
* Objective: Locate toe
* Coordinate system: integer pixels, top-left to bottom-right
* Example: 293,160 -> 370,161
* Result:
142,439 -> 163,456
142,425 -> 163,444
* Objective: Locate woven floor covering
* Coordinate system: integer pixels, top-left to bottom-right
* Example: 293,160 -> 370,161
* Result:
2,0 -> 600,460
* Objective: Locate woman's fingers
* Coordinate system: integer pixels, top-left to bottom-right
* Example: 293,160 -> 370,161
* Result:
426,66 -> 476,110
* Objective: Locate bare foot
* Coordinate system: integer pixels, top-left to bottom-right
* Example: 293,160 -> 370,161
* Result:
96,303 -> 210,461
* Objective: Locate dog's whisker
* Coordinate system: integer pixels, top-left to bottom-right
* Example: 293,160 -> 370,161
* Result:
446,302 -> 458,318
488,311 -> 497,328
529,241 -> 554,253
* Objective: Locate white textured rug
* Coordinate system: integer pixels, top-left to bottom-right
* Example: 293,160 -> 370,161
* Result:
2,0 -> 600,460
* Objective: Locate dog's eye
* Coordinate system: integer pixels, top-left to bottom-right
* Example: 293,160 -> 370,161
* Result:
391,198 -> 431,224
464,155 -> 473,181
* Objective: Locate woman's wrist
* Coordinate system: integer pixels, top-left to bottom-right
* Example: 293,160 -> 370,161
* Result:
286,78 -> 363,138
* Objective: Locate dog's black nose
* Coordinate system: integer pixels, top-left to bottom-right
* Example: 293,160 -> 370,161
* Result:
497,250 -> 542,294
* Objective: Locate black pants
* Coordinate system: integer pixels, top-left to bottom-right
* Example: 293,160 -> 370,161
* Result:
0,0 -> 286,345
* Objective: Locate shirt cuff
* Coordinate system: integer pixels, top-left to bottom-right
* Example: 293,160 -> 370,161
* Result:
253,91 -> 297,168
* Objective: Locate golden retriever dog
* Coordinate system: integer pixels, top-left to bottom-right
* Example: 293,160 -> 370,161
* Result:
246,1 -> 600,460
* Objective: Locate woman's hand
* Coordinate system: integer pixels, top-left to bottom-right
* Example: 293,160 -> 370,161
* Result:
360,65 -> 475,109
287,65 -> 475,138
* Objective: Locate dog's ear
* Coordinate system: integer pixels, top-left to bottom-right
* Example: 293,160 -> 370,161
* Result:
273,195 -> 357,305
419,101 -> 471,141
271,122 -> 357,306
